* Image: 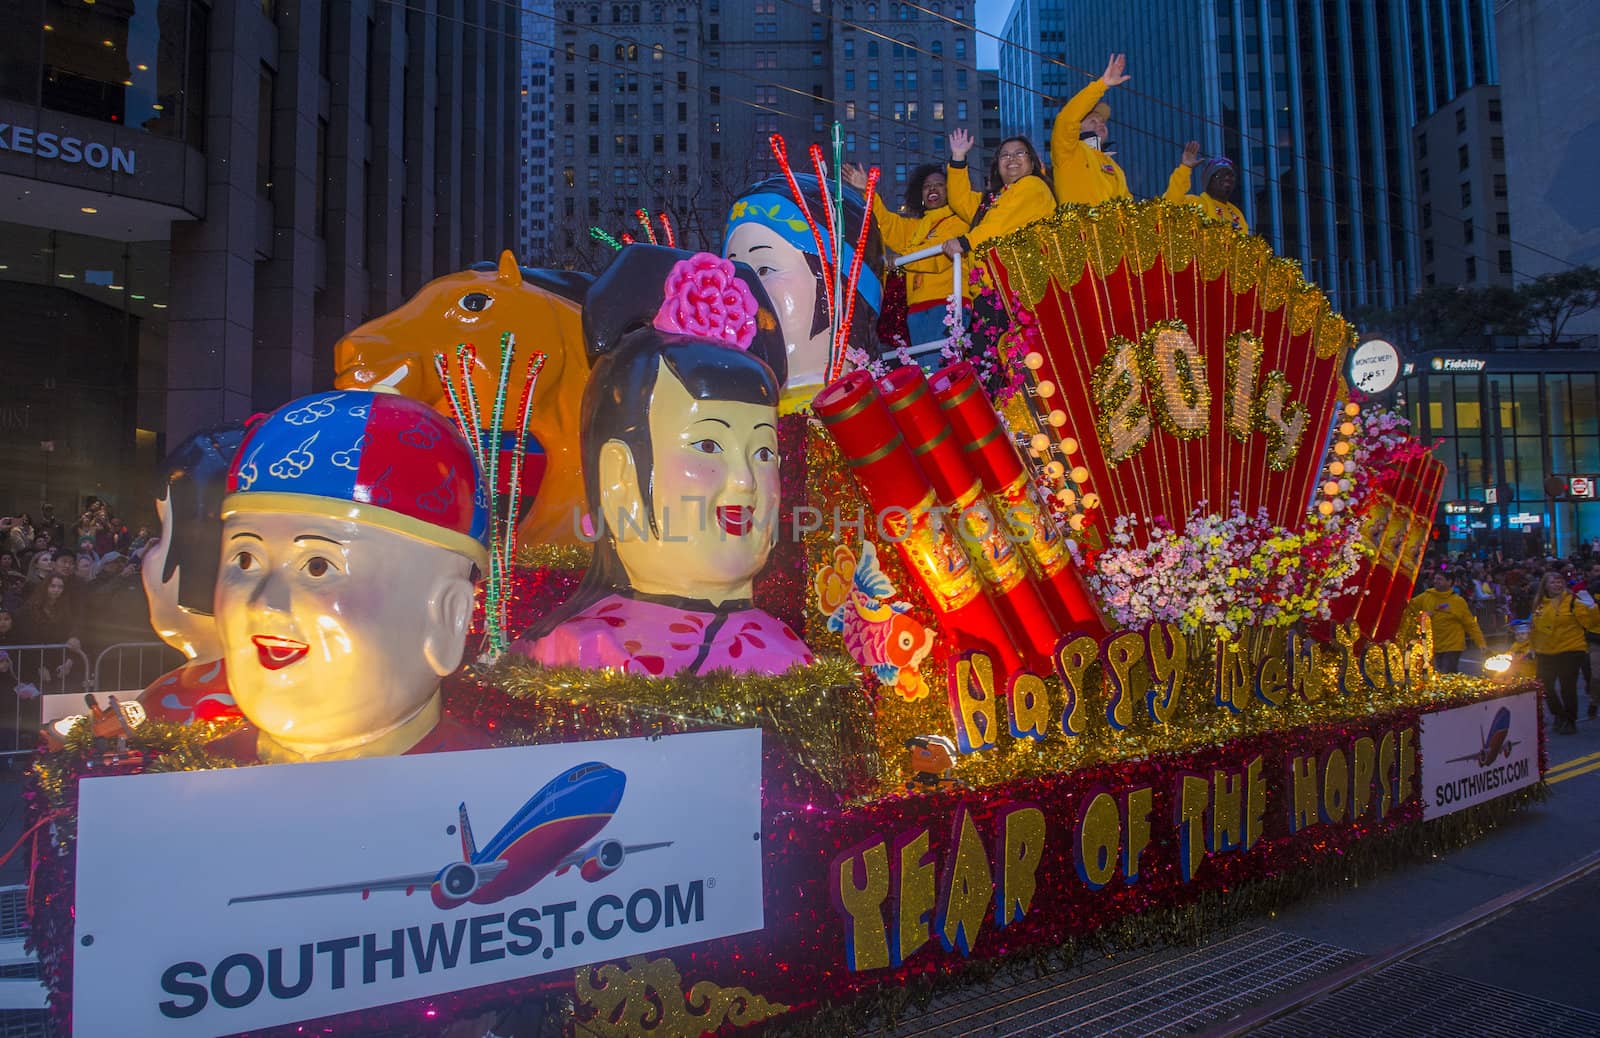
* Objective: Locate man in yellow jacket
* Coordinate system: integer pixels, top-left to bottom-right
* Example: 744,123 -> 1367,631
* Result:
1165,142 -> 1249,232
1051,54 -> 1133,205
1404,570 -> 1486,673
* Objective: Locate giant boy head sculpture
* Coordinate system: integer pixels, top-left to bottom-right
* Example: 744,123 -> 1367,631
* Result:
217,390 -> 489,761
724,174 -> 883,411
515,250 -> 813,676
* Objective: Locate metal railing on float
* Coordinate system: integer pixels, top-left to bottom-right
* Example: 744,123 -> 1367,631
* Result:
0,641 -> 181,760
891,242 -> 963,368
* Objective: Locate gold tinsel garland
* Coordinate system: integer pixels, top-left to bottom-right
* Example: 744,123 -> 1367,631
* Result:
479,654 -> 881,794
513,542 -> 594,571
987,198 -> 1355,363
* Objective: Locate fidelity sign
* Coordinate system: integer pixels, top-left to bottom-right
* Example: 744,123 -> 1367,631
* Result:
72,730 -> 764,1036
0,124 -> 136,173
1419,691 -> 1540,820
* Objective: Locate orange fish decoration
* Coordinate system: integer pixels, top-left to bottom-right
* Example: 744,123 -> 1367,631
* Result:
814,542 -> 935,702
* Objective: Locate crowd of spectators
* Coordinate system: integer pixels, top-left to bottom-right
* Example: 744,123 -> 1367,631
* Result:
1422,546 -> 1600,731
0,500 -> 158,698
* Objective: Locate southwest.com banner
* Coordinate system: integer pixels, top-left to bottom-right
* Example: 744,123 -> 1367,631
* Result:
1419,691 -> 1540,820
72,730 -> 764,1036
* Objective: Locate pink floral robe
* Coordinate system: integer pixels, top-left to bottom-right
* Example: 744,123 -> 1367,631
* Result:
516,593 -> 813,676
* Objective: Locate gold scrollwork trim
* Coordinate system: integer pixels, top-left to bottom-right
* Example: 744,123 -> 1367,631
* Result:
574,955 -> 792,1038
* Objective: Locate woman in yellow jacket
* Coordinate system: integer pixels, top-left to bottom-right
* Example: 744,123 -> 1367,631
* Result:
844,162 -> 969,351
1529,571 -> 1600,734
941,130 -> 1056,357
940,129 -> 1056,266
1164,142 -> 1249,232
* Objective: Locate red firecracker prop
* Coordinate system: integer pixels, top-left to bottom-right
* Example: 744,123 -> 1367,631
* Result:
930,361 -> 1106,636
813,372 -> 1024,674
877,365 -> 1063,668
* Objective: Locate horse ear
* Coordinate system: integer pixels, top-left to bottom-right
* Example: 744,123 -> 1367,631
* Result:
496,250 -> 520,285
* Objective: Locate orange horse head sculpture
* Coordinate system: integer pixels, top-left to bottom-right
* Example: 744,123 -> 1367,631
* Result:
333,250 -> 592,546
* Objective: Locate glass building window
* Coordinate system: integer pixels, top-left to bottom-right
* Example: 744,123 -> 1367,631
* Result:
257,65 -> 274,199
14,0 -> 209,145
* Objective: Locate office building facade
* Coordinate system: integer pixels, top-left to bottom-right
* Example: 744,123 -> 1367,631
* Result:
1412,84 -> 1512,289
832,1 -> 981,203
1403,350 -> 1600,555
978,68 -> 1001,160
542,1 -> 979,269
0,0 -> 520,514
997,0 -> 1072,150
521,1 -> 556,261
1050,0 -> 1498,309
1496,0 -> 1600,335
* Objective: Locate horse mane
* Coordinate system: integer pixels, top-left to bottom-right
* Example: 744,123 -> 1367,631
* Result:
465,262 -> 594,306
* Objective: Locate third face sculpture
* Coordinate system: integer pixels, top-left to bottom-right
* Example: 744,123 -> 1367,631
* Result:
723,174 -> 884,414
514,250 -> 814,676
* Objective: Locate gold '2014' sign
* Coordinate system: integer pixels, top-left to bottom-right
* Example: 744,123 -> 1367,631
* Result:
1092,324 -> 1309,471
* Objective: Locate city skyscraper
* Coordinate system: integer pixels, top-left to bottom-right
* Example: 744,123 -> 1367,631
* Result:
997,0 -> 1069,150
521,1 -> 557,261
979,69 -> 1002,160
1028,0 -> 1498,309
1411,84 -> 1512,289
832,2 -> 981,203
0,0 -> 522,509
541,1 -> 979,269
1497,0 -> 1600,336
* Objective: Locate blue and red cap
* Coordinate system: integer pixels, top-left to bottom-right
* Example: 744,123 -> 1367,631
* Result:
222,390 -> 490,569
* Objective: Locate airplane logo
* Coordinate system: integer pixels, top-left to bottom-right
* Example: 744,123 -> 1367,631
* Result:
229,762 -> 671,911
1446,706 -> 1518,768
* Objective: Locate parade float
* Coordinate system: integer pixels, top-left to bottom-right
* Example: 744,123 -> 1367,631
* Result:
24,138 -> 1545,1038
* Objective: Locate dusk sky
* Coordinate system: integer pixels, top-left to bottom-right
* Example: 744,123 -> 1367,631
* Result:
978,0 -> 1004,66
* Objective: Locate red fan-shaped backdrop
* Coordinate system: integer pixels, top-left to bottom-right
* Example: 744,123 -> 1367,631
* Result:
987,201 -> 1356,542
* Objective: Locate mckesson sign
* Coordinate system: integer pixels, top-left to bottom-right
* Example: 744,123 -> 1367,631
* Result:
0,124 -> 135,173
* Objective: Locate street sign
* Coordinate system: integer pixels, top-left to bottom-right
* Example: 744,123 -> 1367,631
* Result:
1570,476 -> 1597,499
1485,486 -> 1499,505
1348,338 -> 1402,394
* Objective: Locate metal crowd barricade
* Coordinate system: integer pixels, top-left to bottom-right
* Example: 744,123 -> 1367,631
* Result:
0,642 -> 91,760
92,642 -> 183,696
892,242 -> 963,367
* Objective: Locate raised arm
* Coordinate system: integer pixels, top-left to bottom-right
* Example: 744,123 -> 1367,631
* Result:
1165,142 -> 1202,201
847,163 -> 919,253
1050,54 -> 1130,171
943,129 -> 982,223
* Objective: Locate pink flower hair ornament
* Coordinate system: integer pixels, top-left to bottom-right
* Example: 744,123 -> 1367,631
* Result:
652,252 -> 760,350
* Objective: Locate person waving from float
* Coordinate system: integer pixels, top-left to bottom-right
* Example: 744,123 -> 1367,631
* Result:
1051,53 -> 1133,206
1166,141 -> 1249,233
940,130 -> 1055,261
940,130 -> 1056,356
843,162 -> 969,354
